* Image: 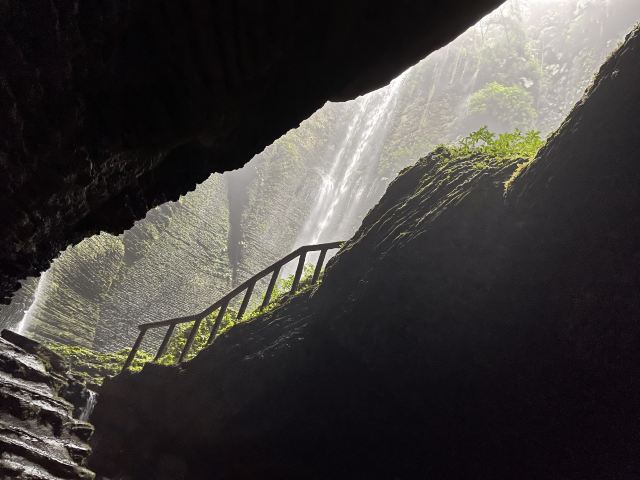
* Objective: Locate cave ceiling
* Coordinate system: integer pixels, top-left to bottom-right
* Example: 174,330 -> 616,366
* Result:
0,0 -> 503,301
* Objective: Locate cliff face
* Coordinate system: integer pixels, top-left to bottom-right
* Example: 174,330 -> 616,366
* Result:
91,24 -> 640,479
0,177 -> 232,350
0,0 -> 504,303
4,0 -> 639,351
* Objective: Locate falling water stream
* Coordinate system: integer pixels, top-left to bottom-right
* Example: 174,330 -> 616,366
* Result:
79,390 -> 98,422
16,270 -> 50,335
295,72 -> 407,252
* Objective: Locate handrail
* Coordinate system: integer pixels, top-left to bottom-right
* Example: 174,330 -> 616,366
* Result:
122,241 -> 343,371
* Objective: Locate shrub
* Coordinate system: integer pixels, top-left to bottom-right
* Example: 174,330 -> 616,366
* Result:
442,126 -> 544,166
468,82 -> 537,131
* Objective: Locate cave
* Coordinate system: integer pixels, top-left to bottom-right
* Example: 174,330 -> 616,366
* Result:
2,1 -> 640,479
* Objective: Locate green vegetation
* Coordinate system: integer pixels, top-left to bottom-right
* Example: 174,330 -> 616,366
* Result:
46,343 -> 154,388
437,127 -> 545,191
442,127 -> 544,167
160,263 -> 318,363
47,264 -> 322,385
468,82 -> 537,131
503,157 -> 535,192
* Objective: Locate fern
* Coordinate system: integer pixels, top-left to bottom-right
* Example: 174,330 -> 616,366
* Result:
441,126 -> 544,165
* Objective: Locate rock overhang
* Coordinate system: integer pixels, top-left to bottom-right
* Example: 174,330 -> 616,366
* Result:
0,0 -> 504,302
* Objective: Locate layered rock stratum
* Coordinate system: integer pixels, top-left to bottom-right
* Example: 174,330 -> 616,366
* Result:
0,330 -> 95,479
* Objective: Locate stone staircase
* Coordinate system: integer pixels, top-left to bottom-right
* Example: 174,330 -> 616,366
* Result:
0,331 -> 95,480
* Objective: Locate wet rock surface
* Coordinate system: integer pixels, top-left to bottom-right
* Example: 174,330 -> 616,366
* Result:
0,0 -> 502,303
0,331 -> 95,479
91,25 -> 640,479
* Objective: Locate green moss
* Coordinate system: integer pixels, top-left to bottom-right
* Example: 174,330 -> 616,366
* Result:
473,160 -> 489,170
46,264 -> 324,386
503,158 -> 534,192
158,264 -> 320,363
46,343 -> 154,388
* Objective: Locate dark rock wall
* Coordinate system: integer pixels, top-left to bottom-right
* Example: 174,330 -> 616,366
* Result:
0,0 -> 503,302
91,24 -> 640,479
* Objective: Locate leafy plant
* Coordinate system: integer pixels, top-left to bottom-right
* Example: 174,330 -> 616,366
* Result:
442,126 -> 544,165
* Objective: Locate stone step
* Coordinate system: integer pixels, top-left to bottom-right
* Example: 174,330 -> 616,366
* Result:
0,420 -> 92,464
0,435 -> 94,479
0,331 -> 95,478
0,337 -> 54,386
0,373 -> 74,435
0,452 -> 66,480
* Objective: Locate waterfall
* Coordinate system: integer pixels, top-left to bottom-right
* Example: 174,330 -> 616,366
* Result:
419,54 -> 444,125
16,269 -> 50,335
294,72 -> 407,255
467,59 -> 481,91
449,47 -> 464,85
79,390 -> 98,422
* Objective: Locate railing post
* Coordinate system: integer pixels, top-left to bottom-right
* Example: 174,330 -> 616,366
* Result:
291,251 -> 307,293
154,323 -> 176,361
311,248 -> 328,283
122,329 -> 146,372
178,317 -> 204,363
261,264 -> 282,309
207,299 -> 229,346
127,242 -> 345,368
237,280 -> 255,321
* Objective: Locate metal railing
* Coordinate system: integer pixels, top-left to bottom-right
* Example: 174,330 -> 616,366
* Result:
121,241 -> 343,371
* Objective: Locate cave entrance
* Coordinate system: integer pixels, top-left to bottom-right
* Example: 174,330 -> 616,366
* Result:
1,0 -> 637,379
